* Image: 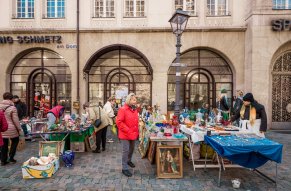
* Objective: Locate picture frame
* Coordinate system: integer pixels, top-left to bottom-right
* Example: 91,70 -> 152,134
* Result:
147,141 -> 157,164
138,132 -> 150,158
73,101 -> 80,109
156,145 -> 183,178
39,141 -> 61,157
32,122 -> 47,133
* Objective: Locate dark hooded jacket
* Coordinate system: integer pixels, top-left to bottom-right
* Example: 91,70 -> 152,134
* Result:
231,100 -> 267,132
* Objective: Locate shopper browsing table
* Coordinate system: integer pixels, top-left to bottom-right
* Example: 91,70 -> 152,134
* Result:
0,92 -> 23,165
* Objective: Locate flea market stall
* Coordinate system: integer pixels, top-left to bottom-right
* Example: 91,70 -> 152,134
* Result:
139,107 -> 283,187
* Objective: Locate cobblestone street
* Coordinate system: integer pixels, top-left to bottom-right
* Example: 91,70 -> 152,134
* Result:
0,131 -> 290,191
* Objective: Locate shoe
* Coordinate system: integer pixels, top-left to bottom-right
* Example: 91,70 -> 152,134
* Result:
92,149 -> 101,153
107,138 -> 114,143
127,161 -> 135,168
102,148 -> 106,151
122,169 -> 132,177
1,161 -> 9,166
9,159 -> 16,163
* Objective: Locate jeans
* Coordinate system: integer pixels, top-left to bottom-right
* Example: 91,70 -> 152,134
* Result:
95,126 -> 108,151
1,137 -> 19,163
21,124 -> 28,136
121,140 -> 135,170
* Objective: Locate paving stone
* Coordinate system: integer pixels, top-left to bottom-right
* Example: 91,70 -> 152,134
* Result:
0,131 -> 290,190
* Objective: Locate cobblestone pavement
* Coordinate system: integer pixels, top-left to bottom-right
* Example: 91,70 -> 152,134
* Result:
0,131 -> 290,191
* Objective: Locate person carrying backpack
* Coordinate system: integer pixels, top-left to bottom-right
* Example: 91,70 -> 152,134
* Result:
0,92 -> 23,166
0,109 -> 8,147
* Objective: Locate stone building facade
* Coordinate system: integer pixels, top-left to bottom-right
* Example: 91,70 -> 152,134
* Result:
0,0 -> 290,129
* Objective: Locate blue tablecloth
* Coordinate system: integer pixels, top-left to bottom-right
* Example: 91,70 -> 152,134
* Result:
204,135 -> 283,169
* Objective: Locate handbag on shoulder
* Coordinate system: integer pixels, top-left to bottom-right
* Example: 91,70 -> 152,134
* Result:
94,106 -> 102,128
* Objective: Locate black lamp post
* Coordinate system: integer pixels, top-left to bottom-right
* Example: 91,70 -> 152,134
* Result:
169,9 -> 190,118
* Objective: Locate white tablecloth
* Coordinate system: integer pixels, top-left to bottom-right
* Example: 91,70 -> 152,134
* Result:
180,125 -> 205,143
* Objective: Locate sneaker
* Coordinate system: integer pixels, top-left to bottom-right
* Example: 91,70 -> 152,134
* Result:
107,138 -> 114,143
9,159 -> 17,163
122,169 -> 132,177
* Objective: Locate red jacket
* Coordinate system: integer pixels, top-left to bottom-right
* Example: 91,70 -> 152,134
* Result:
116,104 -> 139,140
0,110 -> 8,146
48,105 -> 65,118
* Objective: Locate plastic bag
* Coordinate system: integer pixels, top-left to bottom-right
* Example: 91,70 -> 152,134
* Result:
111,124 -> 117,135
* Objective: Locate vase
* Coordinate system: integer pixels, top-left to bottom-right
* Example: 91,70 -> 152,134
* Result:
61,150 -> 75,167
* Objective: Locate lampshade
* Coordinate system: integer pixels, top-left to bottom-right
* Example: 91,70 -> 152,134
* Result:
169,9 -> 190,35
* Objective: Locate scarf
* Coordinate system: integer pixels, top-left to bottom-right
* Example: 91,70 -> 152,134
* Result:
240,104 -> 256,126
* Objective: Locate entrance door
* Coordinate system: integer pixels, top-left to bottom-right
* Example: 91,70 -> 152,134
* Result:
111,83 -> 129,106
107,72 -> 132,106
185,71 -> 213,109
272,51 -> 291,129
29,71 -> 56,117
190,83 -> 209,108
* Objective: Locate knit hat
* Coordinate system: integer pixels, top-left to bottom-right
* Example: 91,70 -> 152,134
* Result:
243,93 -> 254,102
221,89 -> 227,94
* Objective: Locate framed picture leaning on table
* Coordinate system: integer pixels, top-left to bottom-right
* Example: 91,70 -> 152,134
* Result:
39,141 -> 61,156
147,141 -> 157,164
157,145 -> 183,178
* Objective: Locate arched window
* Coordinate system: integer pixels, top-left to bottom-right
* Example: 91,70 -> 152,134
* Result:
10,49 -> 71,116
84,45 -> 153,106
272,51 -> 291,123
167,48 -> 233,111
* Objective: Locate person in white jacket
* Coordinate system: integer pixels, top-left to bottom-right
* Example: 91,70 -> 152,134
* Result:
103,96 -> 116,143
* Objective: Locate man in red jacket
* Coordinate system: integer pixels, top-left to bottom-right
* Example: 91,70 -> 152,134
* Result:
116,93 -> 139,177
0,109 -> 8,147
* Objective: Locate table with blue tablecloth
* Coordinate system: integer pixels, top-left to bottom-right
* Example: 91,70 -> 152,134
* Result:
204,134 -> 283,186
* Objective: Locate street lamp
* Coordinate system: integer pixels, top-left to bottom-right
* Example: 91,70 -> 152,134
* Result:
169,9 -> 190,118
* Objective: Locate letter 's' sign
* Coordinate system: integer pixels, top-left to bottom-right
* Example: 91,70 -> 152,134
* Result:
272,19 -> 291,31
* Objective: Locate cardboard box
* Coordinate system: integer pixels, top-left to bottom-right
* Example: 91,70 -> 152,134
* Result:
22,141 -> 62,179
70,142 -> 85,152
22,158 -> 59,179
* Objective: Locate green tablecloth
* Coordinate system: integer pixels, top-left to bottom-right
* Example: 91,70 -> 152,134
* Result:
70,126 -> 94,142
49,125 -> 94,142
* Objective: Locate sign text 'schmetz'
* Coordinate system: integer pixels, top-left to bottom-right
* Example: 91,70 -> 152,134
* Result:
0,35 -> 62,44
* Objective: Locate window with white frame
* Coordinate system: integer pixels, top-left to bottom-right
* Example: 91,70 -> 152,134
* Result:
16,0 -> 34,18
46,0 -> 65,18
124,0 -> 145,17
175,0 -> 196,16
273,0 -> 291,9
207,0 -> 229,16
94,0 -> 115,18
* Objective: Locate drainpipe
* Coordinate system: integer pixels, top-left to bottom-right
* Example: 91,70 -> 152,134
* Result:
76,0 -> 80,112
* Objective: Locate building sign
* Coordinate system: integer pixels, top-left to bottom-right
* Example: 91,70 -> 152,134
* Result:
0,35 -> 62,44
272,19 -> 291,31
